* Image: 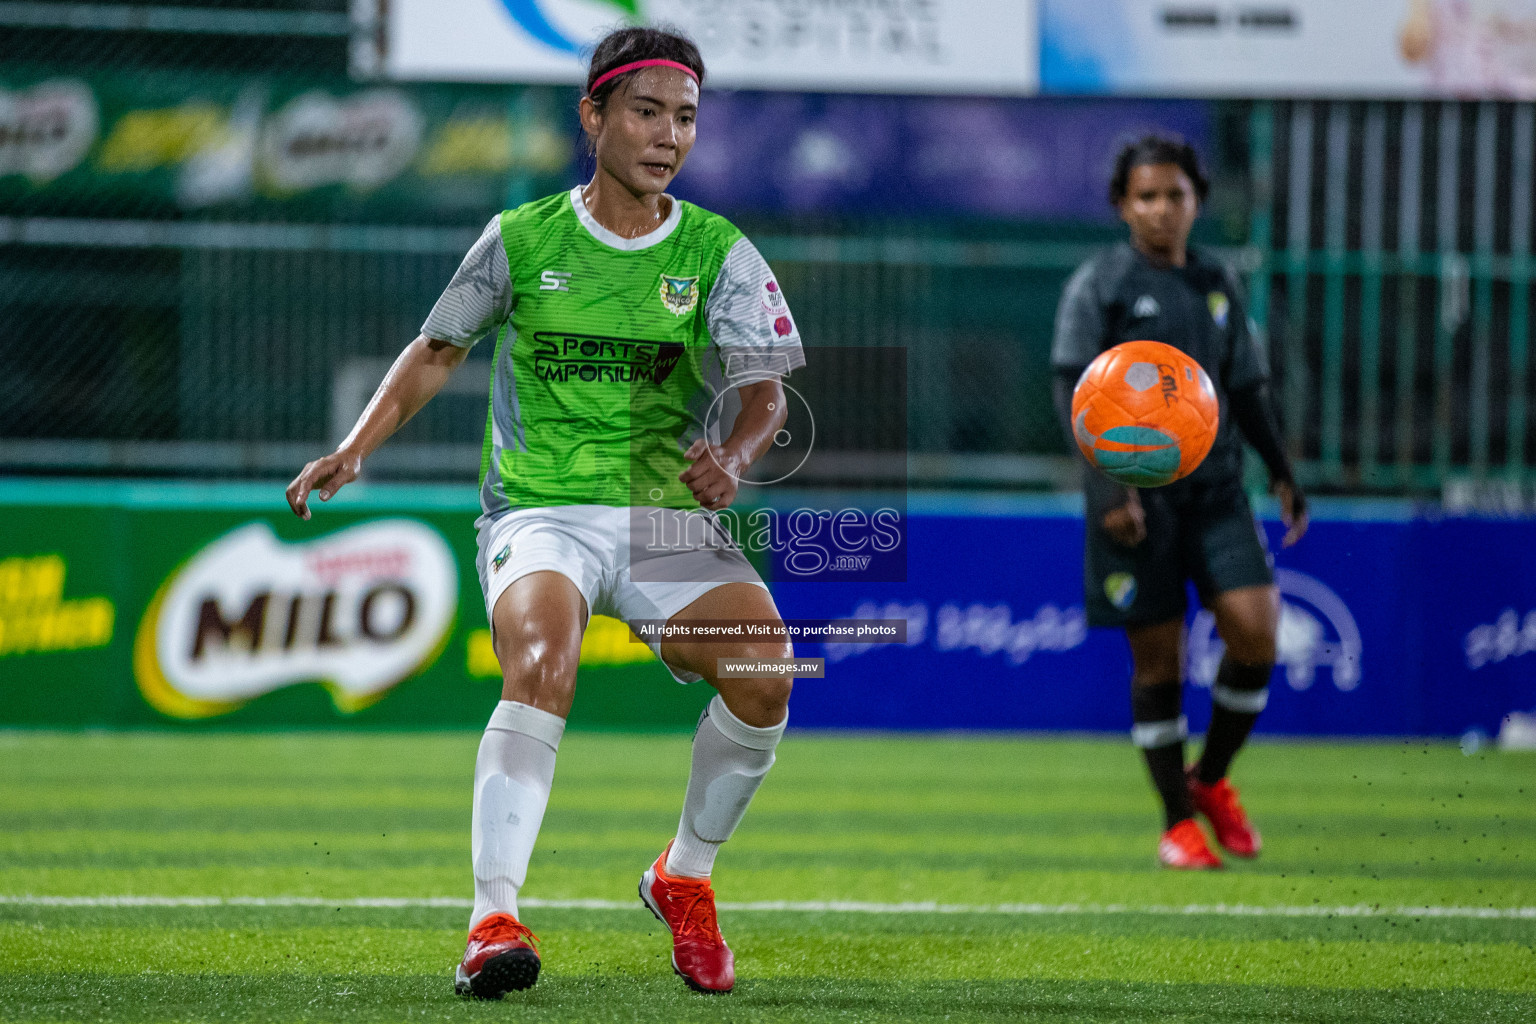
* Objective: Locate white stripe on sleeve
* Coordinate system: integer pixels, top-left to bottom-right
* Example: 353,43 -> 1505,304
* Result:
421,216 -> 512,349
705,237 -> 807,383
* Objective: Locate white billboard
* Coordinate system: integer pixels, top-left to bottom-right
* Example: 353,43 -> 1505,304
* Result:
378,0 -> 1039,96
1040,0 -> 1536,98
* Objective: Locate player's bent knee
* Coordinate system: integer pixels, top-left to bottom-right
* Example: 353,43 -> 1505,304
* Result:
1131,669 -> 1173,689
743,635 -> 794,662
716,663 -> 793,704
709,643 -> 794,726
1126,620 -> 1184,686
1131,660 -> 1182,689
1221,628 -> 1276,666
493,627 -> 580,706
1215,587 -> 1280,663
715,682 -> 791,730
1228,640 -> 1276,665
735,674 -> 793,709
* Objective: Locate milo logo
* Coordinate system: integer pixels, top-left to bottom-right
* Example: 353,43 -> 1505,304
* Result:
134,520 -> 457,718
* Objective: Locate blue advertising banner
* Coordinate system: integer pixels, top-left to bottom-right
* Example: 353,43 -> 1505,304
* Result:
672,94 -> 1210,221
3,481 -> 1531,736
773,497 -> 1536,739
1409,517 -> 1536,738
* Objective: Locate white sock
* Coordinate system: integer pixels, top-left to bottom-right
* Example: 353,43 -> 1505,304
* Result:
666,694 -> 786,879
470,700 -> 565,930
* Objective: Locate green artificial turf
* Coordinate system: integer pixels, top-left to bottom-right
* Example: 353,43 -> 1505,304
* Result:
1,731 -> 1532,1022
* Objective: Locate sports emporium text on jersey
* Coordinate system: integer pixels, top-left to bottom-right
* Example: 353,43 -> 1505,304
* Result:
531,333 -> 687,386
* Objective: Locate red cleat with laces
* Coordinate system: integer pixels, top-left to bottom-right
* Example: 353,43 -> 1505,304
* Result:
638,843 -> 734,993
454,912 -> 540,999
1157,818 -> 1223,869
1188,771 -> 1263,858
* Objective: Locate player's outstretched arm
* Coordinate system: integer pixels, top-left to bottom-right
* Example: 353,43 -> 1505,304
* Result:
678,378 -> 787,509
286,335 -> 469,519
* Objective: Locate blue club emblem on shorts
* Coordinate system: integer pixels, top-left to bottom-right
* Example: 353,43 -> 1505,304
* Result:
1105,572 -> 1137,610
491,544 -> 511,573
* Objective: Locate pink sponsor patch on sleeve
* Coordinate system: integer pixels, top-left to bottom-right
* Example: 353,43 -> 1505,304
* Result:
761,278 -> 789,314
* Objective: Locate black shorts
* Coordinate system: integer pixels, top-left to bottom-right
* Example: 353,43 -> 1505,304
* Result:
1084,486 -> 1275,629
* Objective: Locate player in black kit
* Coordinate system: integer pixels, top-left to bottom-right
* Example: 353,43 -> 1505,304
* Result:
1051,136 -> 1308,869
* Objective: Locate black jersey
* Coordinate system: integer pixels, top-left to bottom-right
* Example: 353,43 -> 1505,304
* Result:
1051,242 -> 1269,502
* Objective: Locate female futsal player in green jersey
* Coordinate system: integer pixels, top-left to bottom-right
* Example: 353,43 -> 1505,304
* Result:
288,26 -> 804,998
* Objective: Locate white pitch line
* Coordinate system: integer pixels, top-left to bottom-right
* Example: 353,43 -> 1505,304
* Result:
3,895 -> 1534,920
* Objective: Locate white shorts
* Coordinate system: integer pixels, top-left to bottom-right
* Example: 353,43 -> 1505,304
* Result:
475,505 -> 770,683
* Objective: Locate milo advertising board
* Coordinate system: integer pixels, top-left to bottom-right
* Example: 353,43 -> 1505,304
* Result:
4,482 -> 1533,735
0,481 -> 697,729
134,520 -> 459,719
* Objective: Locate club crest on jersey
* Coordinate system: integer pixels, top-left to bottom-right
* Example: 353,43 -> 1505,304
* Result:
1208,291 -> 1230,327
659,274 -> 700,316
1133,295 -> 1160,319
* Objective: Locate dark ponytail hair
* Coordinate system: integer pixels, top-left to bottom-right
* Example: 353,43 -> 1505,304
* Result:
1109,135 -> 1209,205
585,26 -> 706,110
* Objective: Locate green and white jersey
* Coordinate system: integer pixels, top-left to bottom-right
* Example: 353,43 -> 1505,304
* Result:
422,187 -> 805,519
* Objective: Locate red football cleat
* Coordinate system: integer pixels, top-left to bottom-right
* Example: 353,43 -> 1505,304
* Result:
454,912 -> 540,999
1157,818 -> 1223,870
639,843 -> 735,993
1188,771 -> 1263,858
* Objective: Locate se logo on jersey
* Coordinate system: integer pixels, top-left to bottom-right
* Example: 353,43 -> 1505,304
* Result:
659,274 -> 699,316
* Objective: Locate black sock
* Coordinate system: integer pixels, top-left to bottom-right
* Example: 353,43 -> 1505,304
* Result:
1132,680 -> 1192,829
1196,658 -> 1273,785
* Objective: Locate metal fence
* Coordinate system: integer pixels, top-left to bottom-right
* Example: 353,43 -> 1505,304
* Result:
1251,99 -> 1536,496
0,0 -> 1091,488
0,216 -> 1091,485
6,4 -> 1536,497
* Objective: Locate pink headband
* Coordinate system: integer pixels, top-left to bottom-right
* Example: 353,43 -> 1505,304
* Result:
588,59 -> 699,95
